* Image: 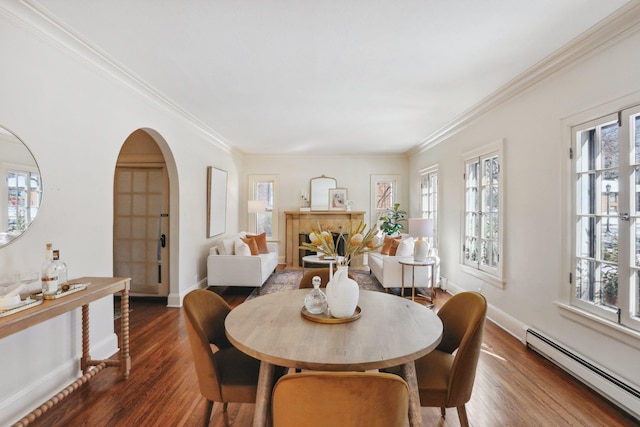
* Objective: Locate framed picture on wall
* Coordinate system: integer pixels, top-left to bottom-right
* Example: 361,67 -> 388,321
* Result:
328,188 -> 347,211
207,167 -> 227,237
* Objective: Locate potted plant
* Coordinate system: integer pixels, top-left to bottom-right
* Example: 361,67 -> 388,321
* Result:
379,203 -> 407,236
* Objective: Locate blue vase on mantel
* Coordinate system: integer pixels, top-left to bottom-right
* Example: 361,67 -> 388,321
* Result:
325,265 -> 359,318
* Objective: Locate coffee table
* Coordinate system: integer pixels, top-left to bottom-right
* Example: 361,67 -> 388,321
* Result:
301,254 -> 341,279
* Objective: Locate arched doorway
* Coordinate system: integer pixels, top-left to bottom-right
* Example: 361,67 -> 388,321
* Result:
113,129 -> 175,298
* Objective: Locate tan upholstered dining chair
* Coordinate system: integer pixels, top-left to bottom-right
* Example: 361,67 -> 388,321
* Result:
183,289 -> 264,426
271,371 -> 409,427
298,268 -> 355,289
408,291 -> 487,427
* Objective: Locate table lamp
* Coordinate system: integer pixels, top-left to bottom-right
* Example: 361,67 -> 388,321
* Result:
248,200 -> 267,232
408,218 -> 433,262
248,200 -> 267,213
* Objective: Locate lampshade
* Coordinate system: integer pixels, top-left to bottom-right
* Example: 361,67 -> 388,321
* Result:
408,218 -> 433,262
248,200 -> 267,213
408,218 -> 433,238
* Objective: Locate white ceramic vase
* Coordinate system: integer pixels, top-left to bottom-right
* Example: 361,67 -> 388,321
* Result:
325,265 -> 359,318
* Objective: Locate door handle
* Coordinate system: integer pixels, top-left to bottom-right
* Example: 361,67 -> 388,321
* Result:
160,234 -> 166,247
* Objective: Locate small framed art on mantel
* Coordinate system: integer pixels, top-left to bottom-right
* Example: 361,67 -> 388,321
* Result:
329,188 -> 348,211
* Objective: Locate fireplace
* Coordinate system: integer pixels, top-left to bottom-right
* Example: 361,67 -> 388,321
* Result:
285,210 -> 365,268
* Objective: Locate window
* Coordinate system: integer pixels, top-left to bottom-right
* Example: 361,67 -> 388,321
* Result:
248,175 -> 278,239
462,140 -> 504,287
420,167 -> 438,249
370,175 -> 400,227
572,105 -> 640,331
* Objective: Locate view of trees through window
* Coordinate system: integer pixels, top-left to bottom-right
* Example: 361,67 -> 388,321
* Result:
464,152 -> 500,276
254,180 -> 273,238
573,106 -> 640,329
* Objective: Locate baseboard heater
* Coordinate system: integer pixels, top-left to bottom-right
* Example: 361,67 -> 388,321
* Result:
525,328 -> 640,420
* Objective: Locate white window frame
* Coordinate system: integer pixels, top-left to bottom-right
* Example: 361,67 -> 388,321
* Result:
420,165 -> 438,250
461,139 -> 504,289
248,174 -> 279,240
570,105 -> 640,332
370,174 -> 401,228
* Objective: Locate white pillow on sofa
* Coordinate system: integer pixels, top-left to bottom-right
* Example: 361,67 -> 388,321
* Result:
395,238 -> 415,257
218,232 -> 248,255
234,238 -> 252,256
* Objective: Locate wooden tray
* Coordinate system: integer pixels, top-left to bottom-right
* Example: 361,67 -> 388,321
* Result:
32,283 -> 89,300
0,298 -> 43,318
301,305 -> 361,324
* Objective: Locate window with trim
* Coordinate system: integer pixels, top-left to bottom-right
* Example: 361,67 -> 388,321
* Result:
420,167 -> 438,249
572,105 -> 640,331
248,175 -> 278,239
462,141 -> 503,286
370,174 -> 400,227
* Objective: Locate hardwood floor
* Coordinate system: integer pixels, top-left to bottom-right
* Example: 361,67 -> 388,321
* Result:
25,282 -> 638,427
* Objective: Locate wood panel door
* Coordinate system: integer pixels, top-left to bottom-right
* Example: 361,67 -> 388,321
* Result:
114,166 -> 169,296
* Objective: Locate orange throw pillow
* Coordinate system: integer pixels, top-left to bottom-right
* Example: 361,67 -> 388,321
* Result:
381,236 -> 401,255
241,237 -> 260,255
389,239 -> 401,256
246,232 -> 269,254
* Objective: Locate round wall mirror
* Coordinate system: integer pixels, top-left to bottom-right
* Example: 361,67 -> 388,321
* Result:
0,126 -> 42,247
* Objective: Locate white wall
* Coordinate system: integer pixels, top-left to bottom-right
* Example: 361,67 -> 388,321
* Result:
242,154 -> 409,259
0,4 -> 240,424
410,25 -> 640,390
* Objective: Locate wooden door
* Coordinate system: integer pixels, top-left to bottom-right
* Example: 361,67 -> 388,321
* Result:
114,166 -> 169,296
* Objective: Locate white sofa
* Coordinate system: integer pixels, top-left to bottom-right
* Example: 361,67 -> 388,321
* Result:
207,232 -> 279,293
368,236 -> 439,294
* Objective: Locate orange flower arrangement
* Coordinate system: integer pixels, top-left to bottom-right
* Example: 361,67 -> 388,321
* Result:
299,221 -> 381,266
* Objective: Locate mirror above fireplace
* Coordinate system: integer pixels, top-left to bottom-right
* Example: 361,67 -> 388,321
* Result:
310,175 -> 337,211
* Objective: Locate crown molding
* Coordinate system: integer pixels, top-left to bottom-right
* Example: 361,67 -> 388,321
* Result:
409,1 -> 640,157
1,0 -> 239,156
243,152 -> 408,160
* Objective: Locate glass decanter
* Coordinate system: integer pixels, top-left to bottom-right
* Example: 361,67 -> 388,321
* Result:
304,276 -> 327,314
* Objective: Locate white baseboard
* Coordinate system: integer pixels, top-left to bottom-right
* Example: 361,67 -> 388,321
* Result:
527,328 -> 640,420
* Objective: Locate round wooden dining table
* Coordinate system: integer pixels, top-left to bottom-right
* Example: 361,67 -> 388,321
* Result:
225,289 -> 443,427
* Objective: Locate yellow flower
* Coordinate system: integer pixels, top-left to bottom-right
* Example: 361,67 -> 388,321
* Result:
350,233 -> 364,245
309,232 -> 321,245
299,221 -> 381,266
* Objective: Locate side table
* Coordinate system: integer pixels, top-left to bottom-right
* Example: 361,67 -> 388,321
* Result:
399,259 -> 436,307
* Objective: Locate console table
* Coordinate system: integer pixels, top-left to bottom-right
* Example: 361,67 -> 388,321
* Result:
0,277 -> 131,427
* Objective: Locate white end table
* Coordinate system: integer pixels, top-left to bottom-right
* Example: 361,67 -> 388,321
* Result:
398,259 -> 436,307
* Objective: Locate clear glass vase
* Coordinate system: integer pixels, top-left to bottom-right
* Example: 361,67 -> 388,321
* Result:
304,276 -> 328,314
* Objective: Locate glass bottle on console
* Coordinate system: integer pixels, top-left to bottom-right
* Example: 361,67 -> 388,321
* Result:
52,249 -> 68,290
304,276 -> 327,314
41,243 -> 59,296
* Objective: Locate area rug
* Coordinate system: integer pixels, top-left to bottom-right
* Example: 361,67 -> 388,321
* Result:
246,269 -> 388,301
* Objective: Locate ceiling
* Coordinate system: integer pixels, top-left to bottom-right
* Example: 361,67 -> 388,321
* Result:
32,0 -> 630,155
